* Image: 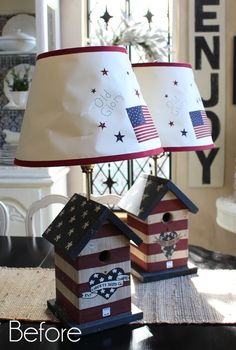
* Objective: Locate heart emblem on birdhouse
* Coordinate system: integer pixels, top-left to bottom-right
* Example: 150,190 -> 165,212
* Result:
156,231 -> 181,259
82,268 -> 129,300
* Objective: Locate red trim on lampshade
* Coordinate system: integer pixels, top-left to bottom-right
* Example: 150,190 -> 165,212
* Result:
37,46 -> 127,60
132,62 -> 192,69
14,147 -> 164,168
163,143 -> 215,152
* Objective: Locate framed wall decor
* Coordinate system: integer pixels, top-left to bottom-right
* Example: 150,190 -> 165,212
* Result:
188,0 -> 225,187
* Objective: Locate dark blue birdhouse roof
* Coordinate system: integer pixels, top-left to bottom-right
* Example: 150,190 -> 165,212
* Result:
118,175 -> 198,221
43,193 -> 142,260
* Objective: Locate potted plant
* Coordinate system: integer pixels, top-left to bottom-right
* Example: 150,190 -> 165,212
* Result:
6,65 -> 32,107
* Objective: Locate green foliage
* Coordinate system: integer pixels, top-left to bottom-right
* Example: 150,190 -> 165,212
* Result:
6,65 -> 31,91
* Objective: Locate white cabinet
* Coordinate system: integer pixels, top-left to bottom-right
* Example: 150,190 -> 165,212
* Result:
0,1 -> 69,237
0,166 -> 69,236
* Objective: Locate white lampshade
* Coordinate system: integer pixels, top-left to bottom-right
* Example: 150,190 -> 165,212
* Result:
15,47 -> 163,167
133,62 -> 214,152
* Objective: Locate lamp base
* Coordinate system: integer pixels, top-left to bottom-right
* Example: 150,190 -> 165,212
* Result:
47,299 -> 143,336
81,164 -> 95,200
131,262 -> 198,283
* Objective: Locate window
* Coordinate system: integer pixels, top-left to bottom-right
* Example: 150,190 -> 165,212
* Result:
87,0 -> 174,196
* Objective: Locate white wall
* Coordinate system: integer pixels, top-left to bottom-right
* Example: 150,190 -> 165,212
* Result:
174,0 -> 236,255
0,0 -> 35,14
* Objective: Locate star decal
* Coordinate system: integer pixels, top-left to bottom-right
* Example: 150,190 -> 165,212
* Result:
70,206 -> 75,212
115,131 -> 125,142
82,221 -> 89,229
81,200 -> 87,207
135,89 -> 140,97
181,129 -> 188,136
169,121 -> 174,126
98,122 -> 106,129
94,204 -> 101,213
173,80 -> 178,86
57,221 -> 63,228
146,180 -> 153,187
69,216 -> 76,223
67,228 -> 74,236
127,71 -> 130,75
101,68 -> 108,76
82,210 -> 88,218
156,184 -> 164,192
91,88 -> 96,94
54,234 -> 61,242
65,241 -> 73,250
165,94 -> 168,98
71,195 -> 77,202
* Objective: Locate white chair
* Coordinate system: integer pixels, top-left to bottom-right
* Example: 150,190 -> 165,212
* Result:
90,194 -> 121,206
25,193 -> 122,237
0,201 -> 10,236
25,195 -> 69,237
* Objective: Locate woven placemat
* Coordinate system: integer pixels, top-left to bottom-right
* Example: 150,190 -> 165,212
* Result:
132,269 -> 236,323
0,267 -> 58,322
0,267 -> 235,323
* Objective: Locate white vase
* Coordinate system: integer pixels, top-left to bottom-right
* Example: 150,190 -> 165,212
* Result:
11,91 -> 29,108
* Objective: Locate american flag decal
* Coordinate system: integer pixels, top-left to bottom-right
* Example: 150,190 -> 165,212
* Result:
189,110 -> 211,139
126,105 -> 159,143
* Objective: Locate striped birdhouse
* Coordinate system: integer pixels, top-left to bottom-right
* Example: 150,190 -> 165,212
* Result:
43,193 -> 142,331
119,175 -> 198,280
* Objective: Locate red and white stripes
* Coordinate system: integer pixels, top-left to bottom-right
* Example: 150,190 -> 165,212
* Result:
54,222 -> 132,323
128,192 -> 190,272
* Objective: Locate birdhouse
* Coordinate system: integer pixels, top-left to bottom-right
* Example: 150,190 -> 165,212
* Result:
119,175 -> 198,282
43,193 -> 143,335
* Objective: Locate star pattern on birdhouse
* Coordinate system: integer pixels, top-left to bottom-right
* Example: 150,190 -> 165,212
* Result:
82,210 -> 88,218
54,234 -> 61,242
119,174 -> 199,221
67,228 -> 74,236
42,193 -> 107,257
156,184 -> 164,192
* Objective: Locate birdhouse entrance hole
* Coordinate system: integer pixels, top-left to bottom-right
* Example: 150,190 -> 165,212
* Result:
162,212 -> 173,223
99,250 -> 111,263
